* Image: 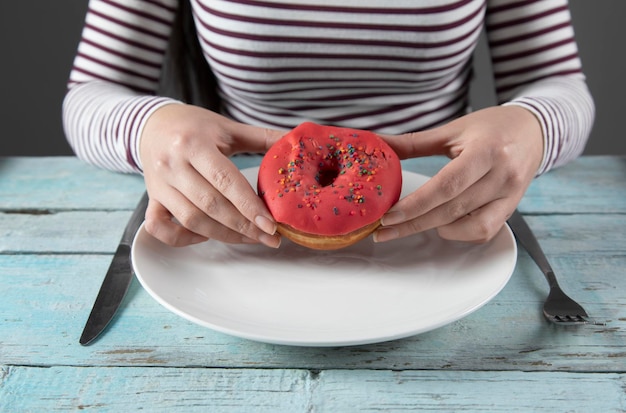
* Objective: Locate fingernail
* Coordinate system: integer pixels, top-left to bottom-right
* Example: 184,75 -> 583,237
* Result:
381,210 -> 405,226
373,227 -> 399,243
259,233 -> 281,249
255,215 -> 277,235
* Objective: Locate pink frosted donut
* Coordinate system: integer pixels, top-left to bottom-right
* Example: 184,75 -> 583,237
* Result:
258,122 -> 402,250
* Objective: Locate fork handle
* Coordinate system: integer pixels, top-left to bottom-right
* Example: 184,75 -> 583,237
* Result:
507,210 -> 560,289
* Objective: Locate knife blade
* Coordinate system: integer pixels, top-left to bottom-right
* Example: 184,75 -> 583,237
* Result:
79,191 -> 149,345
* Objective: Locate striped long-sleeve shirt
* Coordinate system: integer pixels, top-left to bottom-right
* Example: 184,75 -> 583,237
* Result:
62,0 -> 595,175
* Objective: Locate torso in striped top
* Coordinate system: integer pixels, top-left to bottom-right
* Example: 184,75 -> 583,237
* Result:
64,0 -> 593,174
193,0 -> 485,132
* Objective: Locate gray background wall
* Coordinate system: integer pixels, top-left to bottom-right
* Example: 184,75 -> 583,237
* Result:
1,1 -> 624,157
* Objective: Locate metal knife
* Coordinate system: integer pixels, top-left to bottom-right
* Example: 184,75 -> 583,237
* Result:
79,191 -> 149,345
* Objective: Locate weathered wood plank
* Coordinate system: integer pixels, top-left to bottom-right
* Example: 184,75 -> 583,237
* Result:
0,366 -> 311,413
1,366 -> 624,413
1,156 -> 625,213
0,157 -> 145,210
0,210 -> 132,253
1,252 -> 623,371
313,370 -> 626,413
520,155 -> 626,214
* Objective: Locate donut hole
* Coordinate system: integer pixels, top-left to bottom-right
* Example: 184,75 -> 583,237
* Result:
317,167 -> 340,187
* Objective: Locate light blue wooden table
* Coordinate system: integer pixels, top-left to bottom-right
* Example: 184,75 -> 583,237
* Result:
1,155 -> 625,412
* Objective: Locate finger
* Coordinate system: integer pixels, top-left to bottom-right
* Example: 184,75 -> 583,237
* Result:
147,186 -> 265,247
375,199 -> 511,244
171,165 -> 281,247
379,123 -> 455,160
191,153 -> 279,236
173,164 -> 253,233
228,121 -> 286,154
382,148 -> 491,226
403,164 -> 514,228
144,198 -> 209,247
374,168 -> 503,242
436,199 -> 512,243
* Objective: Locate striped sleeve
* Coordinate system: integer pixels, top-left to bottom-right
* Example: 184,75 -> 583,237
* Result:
485,0 -> 595,175
62,0 -> 181,173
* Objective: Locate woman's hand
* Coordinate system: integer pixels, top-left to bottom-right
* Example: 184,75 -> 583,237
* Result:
139,104 -> 284,248
375,105 -> 544,243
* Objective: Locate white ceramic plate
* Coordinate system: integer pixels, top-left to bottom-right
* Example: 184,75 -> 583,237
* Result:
132,168 -> 517,347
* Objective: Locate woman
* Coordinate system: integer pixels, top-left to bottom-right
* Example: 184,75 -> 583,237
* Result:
63,0 -> 594,248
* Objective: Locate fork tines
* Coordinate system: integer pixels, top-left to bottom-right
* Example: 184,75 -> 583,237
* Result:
545,313 -> 606,326
548,314 -> 589,324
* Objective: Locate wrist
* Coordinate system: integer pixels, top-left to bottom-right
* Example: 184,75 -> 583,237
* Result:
501,102 -> 545,177
137,101 -> 184,172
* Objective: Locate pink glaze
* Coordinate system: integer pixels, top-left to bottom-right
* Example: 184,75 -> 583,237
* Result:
258,122 -> 402,236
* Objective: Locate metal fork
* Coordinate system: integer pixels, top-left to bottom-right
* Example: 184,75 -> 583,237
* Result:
506,210 -> 599,325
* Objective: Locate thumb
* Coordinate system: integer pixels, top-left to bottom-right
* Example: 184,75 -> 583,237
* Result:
262,127 -> 287,151
229,121 -> 286,154
380,124 -> 452,159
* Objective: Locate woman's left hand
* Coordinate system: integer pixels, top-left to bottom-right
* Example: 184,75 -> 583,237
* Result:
374,105 -> 544,243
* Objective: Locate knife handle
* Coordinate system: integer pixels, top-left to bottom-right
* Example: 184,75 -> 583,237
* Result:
507,210 -> 559,289
121,192 -> 150,245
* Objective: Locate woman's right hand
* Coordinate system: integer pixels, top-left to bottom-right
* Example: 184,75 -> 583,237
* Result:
139,103 -> 284,248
